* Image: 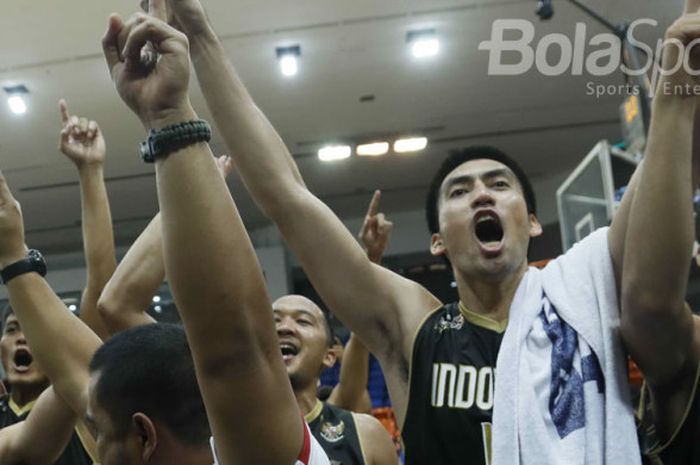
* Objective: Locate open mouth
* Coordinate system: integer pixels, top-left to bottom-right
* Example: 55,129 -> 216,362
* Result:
279,342 -> 299,363
13,348 -> 33,373
474,212 -> 504,246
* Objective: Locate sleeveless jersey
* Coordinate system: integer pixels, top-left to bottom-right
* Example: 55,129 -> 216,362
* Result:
402,302 -> 505,465
639,360 -> 700,465
307,401 -> 364,465
0,395 -> 94,465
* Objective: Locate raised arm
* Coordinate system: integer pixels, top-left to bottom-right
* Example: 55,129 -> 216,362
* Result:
58,100 -> 116,341
620,14 -> 700,386
162,0 -> 439,366
329,191 -> 393,413
0,386 -> 77,465
97,155 -> 235,335
0,172 -> 102,421
97,214 -> 160,334
102,5 -> 303,464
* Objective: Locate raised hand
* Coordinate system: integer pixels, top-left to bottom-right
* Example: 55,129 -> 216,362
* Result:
140,0 -> 210,40
215,154 -> 236,179
58,100 -> 106,167
102,0 -> 194,129
0,171 -> 27,269
165,0 -> 209,37
358,190 -> 393,264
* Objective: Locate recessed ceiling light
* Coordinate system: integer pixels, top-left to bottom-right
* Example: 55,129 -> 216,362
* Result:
4,85 -> 29,115
318,145 -> 352,162
357,142 -> 389,157
276,45 -> 301,77
394,137 -> 428,153
152,295 -> 161,303
407,29 -> 439,58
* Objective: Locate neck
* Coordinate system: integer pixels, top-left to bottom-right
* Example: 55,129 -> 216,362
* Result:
153,428 -> 213,465
10,382 -> 46,407
173,447 -> 212,465
294,380 -> 320,417
455,261 -> 528,321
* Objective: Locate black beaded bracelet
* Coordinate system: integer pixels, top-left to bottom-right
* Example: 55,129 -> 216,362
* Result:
140,120 -> 212,163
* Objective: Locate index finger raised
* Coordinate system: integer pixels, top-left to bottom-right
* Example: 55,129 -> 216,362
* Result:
366,190 -> 381,217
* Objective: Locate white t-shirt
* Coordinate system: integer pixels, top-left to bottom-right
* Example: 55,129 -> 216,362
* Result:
210,420 -> 330,465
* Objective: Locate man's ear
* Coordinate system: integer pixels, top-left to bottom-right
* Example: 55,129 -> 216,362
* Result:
322,347 -> 337,370
528,214 -> 542,238
431,232 -> 447,257
132,412 -> 158,462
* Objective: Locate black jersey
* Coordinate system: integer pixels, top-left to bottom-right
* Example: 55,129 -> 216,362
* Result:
402,302 -> 505,465
0,395 -> 94,465
307,401 -> 365,465
639,361 -> 700,465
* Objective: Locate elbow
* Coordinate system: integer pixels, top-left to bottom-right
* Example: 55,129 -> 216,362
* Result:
620,285 -> 685,326
96,290 -> 120,326
258,184 -> 309,219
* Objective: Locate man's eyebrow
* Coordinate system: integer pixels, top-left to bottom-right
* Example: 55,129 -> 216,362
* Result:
481,168 -> 512,180
273,308 -> 318,320
295,309 -> 317,320
442,175 -> 474,193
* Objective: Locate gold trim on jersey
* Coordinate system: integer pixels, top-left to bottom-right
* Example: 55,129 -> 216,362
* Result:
305,399 -> 324,424
646,359 -> 700,456
9,394 -> 99,465
458,302 -> 508,334
9,397 -> 37,417
75,419 -> 100,465
403,303 -> 445,433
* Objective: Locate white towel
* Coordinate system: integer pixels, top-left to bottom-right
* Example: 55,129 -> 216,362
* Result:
492,227 -> 640,465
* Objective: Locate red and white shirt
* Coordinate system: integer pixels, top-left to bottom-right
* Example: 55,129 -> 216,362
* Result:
210,421 -> 330,465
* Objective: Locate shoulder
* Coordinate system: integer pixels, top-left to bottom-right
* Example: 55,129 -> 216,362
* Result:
352,413 -> 397,465
352,412 -> 386,435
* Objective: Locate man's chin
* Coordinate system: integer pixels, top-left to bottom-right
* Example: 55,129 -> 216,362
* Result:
7,373 -> 49,388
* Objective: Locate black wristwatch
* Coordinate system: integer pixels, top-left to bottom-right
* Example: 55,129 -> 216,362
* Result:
1,249 -> 47,284
139,120 -> 212,163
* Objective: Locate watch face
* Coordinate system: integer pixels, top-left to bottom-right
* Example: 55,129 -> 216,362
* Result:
27,249 -> 47,276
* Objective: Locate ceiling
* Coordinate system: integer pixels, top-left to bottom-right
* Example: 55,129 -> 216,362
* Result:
0,0 -> 684,254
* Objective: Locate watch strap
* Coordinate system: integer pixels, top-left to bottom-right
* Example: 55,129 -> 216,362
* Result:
1,250 -> 47,284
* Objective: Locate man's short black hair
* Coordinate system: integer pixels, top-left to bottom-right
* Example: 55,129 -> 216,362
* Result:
426,146 -> 537,234
89,324 -> 210,446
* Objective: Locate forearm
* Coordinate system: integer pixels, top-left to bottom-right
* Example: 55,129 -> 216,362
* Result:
156,143 -> 271,361
623,96 -> 696,306
78,164 -> 116,339
189,30 -> 306,214
154,108 -> 302,463
621,96 -> 697,382
98,214 -> 162,334
331,334 -> 370,411
6,274 -> 100,415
